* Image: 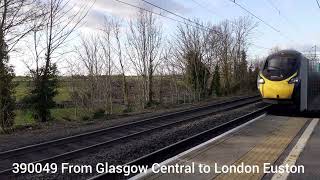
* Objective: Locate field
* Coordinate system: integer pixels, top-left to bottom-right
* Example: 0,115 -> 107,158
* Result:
12,76 -> 191,128
12,75 -> 254,130
14,77 -> 84,127
14,77 -> 71,103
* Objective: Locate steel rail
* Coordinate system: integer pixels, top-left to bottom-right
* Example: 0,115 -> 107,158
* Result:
89,105 -> 270,180
0,96 -> 260,177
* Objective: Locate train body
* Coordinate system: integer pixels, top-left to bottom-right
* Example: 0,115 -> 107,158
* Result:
257,50 -> 309,107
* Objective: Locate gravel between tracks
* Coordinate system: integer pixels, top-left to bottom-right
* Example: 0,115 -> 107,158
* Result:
0,96 -> 249,152
16,101 -> 267,180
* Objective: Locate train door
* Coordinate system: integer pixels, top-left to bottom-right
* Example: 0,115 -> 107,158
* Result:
307,57 -> 320,111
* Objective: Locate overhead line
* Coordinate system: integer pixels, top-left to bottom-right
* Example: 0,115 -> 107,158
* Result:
190,0 -> 222,19
249,43 -> 271,50
229,0 -> 280,33
265,0 -> 280,14
317,0 -> 320,9
141,0 -> 213,32
264,0 -> 301,33
190,0 -> 266,39
228,0 -> 296,43
190,0 -> 240,27
143,0 -> 276,51
112,0 -> 209,32
112,0 -> 272,51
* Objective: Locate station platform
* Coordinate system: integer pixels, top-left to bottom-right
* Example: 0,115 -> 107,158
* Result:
132,114 -> 319,180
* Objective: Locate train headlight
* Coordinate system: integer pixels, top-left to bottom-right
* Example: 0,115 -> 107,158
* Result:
257,76 -> 265,84
288,76 -> 300,84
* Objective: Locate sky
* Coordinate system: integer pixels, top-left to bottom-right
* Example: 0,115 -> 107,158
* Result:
12,0 -> 320,75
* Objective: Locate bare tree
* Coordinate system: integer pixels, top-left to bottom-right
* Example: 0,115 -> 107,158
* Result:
0,0 -> 39,52
74,35 -> 105,111
112,19 -> 130,111
27,0 -> 93,122
269,46 -> 281,54
231,17 -> 257,92
127,10 -> 162,107
174,20 -> 211,100
218,21 -> 233,95
100,18 -> 114,114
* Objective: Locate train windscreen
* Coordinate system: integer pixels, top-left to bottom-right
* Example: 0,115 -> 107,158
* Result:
262,56 -> 299,81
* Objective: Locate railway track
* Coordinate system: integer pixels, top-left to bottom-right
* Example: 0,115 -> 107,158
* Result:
0,95 -> 261,177
90,105 -> 271,180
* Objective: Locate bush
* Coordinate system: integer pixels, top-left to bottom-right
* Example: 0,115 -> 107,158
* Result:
82,115 -> 91,121
122,106 -> 133,113
93,108 -> 106,119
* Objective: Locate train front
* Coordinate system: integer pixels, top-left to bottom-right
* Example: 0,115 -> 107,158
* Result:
257,50 -> 301,104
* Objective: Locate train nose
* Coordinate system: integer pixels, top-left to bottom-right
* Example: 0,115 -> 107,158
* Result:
261,80 -> 295,99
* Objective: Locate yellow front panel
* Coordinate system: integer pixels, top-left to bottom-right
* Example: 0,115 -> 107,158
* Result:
258,73 -> 296,99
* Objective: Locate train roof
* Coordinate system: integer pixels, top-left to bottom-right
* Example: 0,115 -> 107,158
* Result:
271,49 -> 302,57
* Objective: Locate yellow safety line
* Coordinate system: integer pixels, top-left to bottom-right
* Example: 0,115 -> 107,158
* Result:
214,118 -> 306,180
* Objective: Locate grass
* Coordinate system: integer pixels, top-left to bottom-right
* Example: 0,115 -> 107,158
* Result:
13,103 -> 130,128
14,110 -> 36,127
14,78 -> 71,103
11,75 -> 187,128
51,108 -> 93,121
15,81 -> 30,102
53,86 -> 71,103
13,108 -> 94,128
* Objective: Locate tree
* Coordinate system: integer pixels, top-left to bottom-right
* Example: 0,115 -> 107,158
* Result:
210,64 -> 221,96
231,17 -> 256,93
29,63 -> 58,121
185,50 -> 209,99
127,10 -> 162,107
73,34 -> 110,113
99,19 -> 113,114
270,46 -> 281,54
27,0 -> 92,122
238,50 -> 248,91
175,20 -> 212,100
0,42 -> 15,132
0,0 -> 39,131
216,21 -> 233,95
112,19 -> 130,111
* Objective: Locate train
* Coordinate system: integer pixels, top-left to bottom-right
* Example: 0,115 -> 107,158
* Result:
257,50 -> 308,107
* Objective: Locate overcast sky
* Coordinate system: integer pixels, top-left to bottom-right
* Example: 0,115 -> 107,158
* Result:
12,0 -> 320,75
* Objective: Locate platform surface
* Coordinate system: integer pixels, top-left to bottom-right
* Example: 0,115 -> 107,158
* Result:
133,114 -> 319,180
288,117 -> 320,180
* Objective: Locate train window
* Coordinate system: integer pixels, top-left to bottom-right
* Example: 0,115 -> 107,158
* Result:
262,56 -> 299,81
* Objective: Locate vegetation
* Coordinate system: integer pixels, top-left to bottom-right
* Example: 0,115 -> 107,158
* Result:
0,0 -> 41,132
1,0 -> 261,133
28,63 -> 59,122
210,64 -> 221,96
0,39 -> 16,132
